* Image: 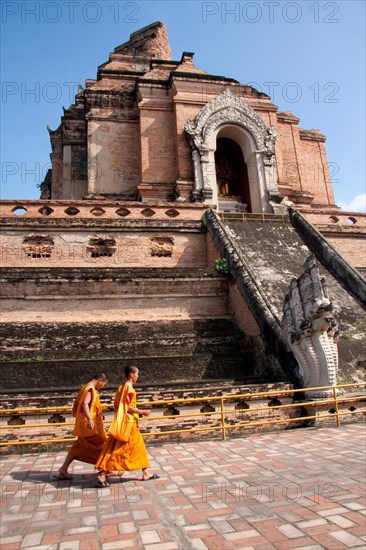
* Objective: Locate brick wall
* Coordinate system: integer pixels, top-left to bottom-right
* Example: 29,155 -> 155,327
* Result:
88,120 -> 140,195
0,230 -> 208,269
139,94 -> 177,184
300,209 -> 366,268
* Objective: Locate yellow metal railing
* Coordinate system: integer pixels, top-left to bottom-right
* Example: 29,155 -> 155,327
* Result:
0,383 -> 364,447
219,212 -> 289,222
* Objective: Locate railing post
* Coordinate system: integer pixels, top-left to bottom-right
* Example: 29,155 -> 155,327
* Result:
220,397 -> 226,440
332,386 -> 341,428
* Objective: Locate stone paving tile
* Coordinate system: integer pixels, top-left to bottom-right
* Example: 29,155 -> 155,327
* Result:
1,423 -> 365,549
329,529 -> 365,547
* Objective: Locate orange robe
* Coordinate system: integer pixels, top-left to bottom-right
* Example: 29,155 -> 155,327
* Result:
96,383 -> 150,472
68,384 -> 107,465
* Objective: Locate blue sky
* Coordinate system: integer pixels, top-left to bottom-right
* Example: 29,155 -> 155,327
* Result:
1,0 -> 365,211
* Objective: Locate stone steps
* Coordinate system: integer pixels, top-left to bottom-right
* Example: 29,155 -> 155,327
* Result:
0,268 -> 229,323
1,319 -> 246,355
0,352 -> 254,390
0,267 -> 220,280
0,319 -> 260,389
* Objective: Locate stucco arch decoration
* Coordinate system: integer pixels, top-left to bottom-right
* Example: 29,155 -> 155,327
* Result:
185,89 -> 283,210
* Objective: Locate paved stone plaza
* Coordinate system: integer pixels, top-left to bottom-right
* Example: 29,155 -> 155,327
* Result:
1,424 -> 365,549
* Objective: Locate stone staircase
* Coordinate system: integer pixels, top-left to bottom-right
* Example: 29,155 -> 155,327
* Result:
207,211 -> 366,380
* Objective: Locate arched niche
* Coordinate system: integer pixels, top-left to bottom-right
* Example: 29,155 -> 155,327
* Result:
185,89 -> 282,212
215,135 -> 251,211
214,126 -> 262,212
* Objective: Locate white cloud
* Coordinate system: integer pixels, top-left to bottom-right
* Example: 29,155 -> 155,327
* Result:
337,193 -> 366,213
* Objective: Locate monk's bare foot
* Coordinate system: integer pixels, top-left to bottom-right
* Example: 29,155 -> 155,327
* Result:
53,470 -> 73,480
142,472 -> 160,481
94,472 -> 110,488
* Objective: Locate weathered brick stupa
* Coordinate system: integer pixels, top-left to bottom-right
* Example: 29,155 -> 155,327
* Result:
0,22 -> 365,394
41,22 -> 338,211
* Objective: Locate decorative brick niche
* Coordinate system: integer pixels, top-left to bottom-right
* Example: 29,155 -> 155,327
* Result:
87,236 -> 117,258
22,235 -> 54,259
150,236 -> 174,257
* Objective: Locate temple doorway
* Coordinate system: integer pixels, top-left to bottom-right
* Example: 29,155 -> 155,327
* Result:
214,137 -> 252,212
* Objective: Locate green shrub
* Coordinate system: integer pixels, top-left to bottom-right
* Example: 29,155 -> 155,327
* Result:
214,257 -> 230,275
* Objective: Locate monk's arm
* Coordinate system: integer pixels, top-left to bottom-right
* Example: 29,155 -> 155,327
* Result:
126,394 -> 151,417
81,390 -> 94,428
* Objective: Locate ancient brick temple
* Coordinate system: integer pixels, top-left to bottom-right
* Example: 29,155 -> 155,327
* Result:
0,22 -> 365,392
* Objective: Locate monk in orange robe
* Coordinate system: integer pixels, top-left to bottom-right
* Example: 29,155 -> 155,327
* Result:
95,366 -> 159,487
53,373 -> 108,480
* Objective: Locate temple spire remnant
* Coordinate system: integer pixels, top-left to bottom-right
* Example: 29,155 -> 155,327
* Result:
114,21 -> 172,60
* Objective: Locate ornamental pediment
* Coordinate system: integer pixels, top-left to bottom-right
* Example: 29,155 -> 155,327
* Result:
185,89 -> 276,153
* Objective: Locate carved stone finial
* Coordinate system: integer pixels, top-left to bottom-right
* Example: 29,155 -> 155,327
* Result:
184,119 -> 196,137
39,169 -> 52,199
282,255 -> 339,397
222,88 -> 233,97
265,126 -> 277,152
